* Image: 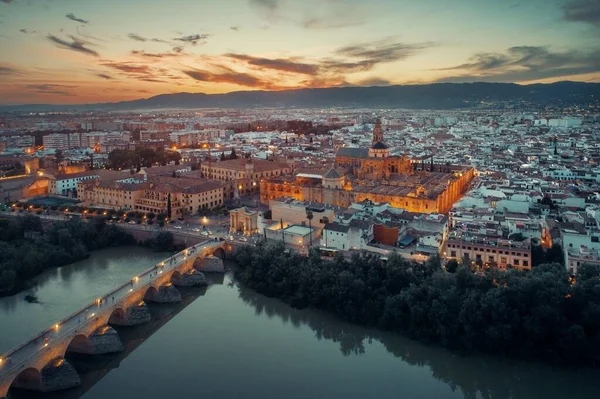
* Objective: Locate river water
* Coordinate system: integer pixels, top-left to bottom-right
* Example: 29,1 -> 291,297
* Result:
1,248 -> 599,399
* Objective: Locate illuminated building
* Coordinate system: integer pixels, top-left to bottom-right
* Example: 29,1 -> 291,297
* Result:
261,120 -> 474,213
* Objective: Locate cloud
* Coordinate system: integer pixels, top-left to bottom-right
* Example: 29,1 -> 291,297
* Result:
127,33 -> 170,43
96,73 -> 113,80
562,0 -> 600,27
1,0 -> 14,3
226,53 -> 318,75
128,33 -> 147,42
24,84 -> 77,96
301,17 -> 362,29
183,66 -> 287,90
335,38 -> 434,64
131,49 -> 183,58
173,34 -> 209,45
0,65 -> 19,76
436,45 -> 600,82
66,13 -> 89,24
100,61 -> 177,83
47,34 -> 99,56
173,46 -> 184,53
230,25 -> 240,31
20,28 -> 36,34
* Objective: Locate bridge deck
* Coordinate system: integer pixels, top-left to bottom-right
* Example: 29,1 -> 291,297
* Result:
0,239 -> 229,397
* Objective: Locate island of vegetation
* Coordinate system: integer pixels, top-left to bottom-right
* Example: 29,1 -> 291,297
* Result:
235,242 -> 600,366
0,215 -> 180,297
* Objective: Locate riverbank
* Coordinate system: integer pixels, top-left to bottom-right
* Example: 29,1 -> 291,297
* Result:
0,215 -> 179,298
234,242 -> 600,366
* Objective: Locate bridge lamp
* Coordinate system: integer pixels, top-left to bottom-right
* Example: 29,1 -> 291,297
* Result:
0,358 -> 3,365
44,343 -> 48,348
133,276 -> 139,283
129,289 -> 133,292
54,323 -> 59,331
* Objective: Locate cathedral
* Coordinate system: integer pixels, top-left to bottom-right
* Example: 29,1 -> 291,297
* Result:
260,121 -> 474,214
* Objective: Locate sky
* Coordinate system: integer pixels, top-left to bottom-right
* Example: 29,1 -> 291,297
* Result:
0,0 -> 599,105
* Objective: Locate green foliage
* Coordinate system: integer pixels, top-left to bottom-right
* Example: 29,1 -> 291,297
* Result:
0,216 -> 135,295
446,259 -> 459,273
108,148 -> 181,170
235,243 -> 600,365
144,231 -> 176,252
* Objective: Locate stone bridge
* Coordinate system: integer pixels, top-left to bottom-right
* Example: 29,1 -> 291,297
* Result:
0,240 -> 233,398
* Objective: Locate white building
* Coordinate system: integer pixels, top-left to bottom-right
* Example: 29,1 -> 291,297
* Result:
48,171 -> 100,197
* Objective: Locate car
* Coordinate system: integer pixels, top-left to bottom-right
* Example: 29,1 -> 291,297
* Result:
192,228 -> 201,232
173,225 -> 182,229
238,237 -> 248,242
128,221 -> 136,225
200,231 -> 209,236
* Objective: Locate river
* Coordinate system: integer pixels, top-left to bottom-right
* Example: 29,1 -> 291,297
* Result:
1,248 -> 599,399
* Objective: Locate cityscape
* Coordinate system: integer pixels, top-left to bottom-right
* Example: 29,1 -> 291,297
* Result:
1,0 -> 600,398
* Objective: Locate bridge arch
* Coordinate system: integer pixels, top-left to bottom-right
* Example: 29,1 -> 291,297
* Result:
212,247 -> 226,259
8,367 -> 42,393
65,333 -> 91,356
170,270 -> 182,281
143,286 -> 158,301
107,307 -> 127,325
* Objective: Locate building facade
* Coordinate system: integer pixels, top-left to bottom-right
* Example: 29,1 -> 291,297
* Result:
261,121 -> 474,213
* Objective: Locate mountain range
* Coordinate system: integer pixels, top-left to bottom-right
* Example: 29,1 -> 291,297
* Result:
1,82 -> 599,112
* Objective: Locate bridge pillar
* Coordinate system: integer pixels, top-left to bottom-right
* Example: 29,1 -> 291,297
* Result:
172,270 -> 208,287
109,302 -> 151,326
145,284 -> 182,303
10,357 -> 80,394
195,256 -> 225,273
67,326 -> 124,355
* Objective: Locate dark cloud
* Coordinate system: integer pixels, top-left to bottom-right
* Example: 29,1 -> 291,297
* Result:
335,38 -> 434,64
173,46 -> 184,53
563,0 -> 600,27
100,61 -> 177,83
226,53 -> 319,75
127,33 -> 170,43
173,34 -> 209,45
66,13 -> 89,24
436,45 -> 600,83
47,34 -> 99,56
24,84 -> 77,96
183,67 -> 286,90
20,28 -> 36,34
96,73 -> 113,80
248,0 -> 279,12
131,49 -> 183,58
128,33 -> 147,42
230,26 -> 240,31
1,0 -> 14,3
0,65 -> 19,76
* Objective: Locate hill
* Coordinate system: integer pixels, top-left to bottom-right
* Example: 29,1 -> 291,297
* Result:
1,82 -> 599,112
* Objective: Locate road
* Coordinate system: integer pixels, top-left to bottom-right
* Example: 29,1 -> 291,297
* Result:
0,210 -> 259,245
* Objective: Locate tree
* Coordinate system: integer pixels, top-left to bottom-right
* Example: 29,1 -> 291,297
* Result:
446,259 -> 459,273
230,148 -> 238,159
541,195 -> 554,207
220,152 -> 226,161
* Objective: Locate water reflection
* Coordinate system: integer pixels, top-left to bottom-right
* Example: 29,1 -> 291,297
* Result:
8,285 -> 211,399
236,284 -> 600,399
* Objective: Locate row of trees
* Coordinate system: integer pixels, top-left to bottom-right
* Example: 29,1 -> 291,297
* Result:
108,148 -> 181,170
235,243 -> 600,365
0,216 -> 135,295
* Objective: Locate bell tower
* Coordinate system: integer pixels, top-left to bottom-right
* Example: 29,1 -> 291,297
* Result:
372,119 -> 384,144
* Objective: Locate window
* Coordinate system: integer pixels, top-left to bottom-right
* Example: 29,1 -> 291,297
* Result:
450,251 -> 456,257
500,257 -> 507,264
523,260 -> 529,267
514,259 -> 520,266
488,256 -> 494,262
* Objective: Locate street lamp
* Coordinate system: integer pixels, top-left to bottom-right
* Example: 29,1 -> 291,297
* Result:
306,209 -> 313,249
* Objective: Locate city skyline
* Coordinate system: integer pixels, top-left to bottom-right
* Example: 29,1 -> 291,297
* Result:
1,0 -> 599,105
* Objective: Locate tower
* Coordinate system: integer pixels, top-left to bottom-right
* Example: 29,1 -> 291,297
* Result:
372,119 -> 384,144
